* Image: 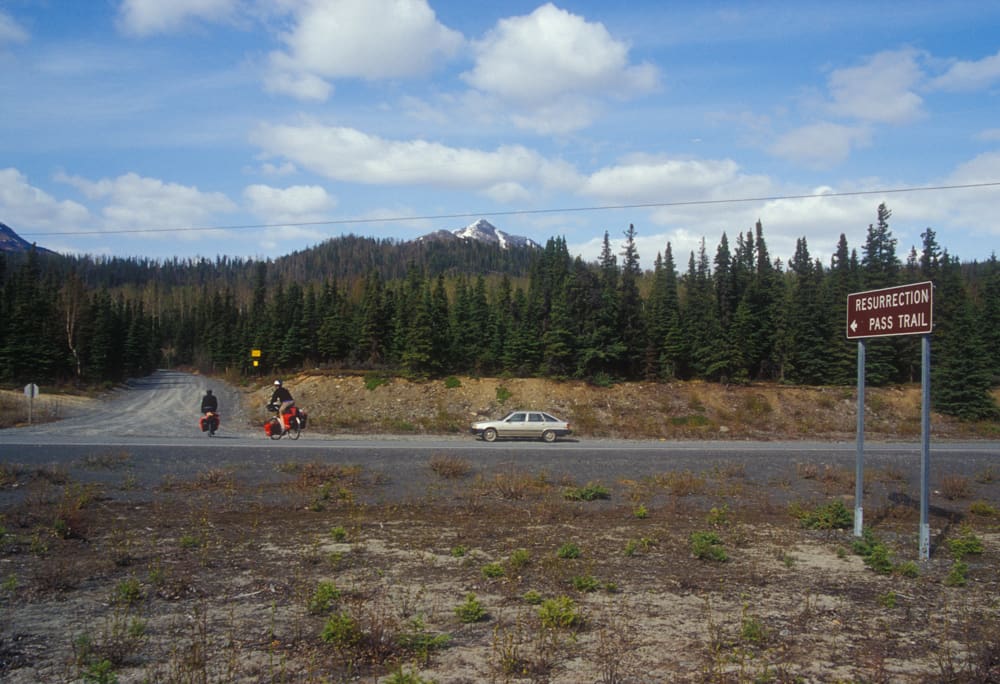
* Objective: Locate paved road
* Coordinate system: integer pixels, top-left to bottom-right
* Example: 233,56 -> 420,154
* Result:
1,370 -> 997,504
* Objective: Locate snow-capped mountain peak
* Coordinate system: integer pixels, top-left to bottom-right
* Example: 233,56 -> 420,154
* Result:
445,219 -> 540,250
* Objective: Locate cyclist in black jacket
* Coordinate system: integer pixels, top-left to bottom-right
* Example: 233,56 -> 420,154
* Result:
270,380 -> 294,421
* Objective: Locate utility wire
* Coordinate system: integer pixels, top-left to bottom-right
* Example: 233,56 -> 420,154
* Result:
20,180 -> 1000,238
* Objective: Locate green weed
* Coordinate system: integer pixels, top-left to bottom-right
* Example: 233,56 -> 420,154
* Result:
689,531 -> 728,562
538,596 -> 582,629
945,560 -> 969,587
556,542 -> 581,559
482,562 -> 505,579
791,499 -> 853,529
948,528 -> 984,559
563,482 -> 610,501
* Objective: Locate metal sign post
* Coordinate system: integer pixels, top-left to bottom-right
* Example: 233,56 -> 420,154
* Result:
854,340 -> 865,537
24,383 -> 39,425
920,335 -> 931,560
846,281 -> 934,560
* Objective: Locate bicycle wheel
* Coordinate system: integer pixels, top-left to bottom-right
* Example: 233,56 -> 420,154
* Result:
288,417 -> 302,440
268,418 -> 283,440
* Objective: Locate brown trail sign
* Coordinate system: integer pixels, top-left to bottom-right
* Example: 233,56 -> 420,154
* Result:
846,280 -> 935,560
846,281 -> 933,339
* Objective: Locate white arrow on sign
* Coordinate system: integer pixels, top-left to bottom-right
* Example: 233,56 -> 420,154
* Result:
850,319 -> 858,333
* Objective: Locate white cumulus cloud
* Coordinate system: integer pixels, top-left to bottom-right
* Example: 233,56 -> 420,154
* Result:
56,171 -> 236,235
581,156 -> 770,204
251,122 -> 581,195
264,0 -> 463,100
770,121 -> 872,168
116,0 -> 239,36
826,49 -> 925,124
0,168 -> 90,233
929,49 -> 1000,91
244,184 -> 337,224
463,3 -> 658,133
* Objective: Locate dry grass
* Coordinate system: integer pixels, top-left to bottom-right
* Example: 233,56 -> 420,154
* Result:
428,454 -> 472,479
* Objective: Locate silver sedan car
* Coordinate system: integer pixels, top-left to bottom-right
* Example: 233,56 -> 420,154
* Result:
470,411 -> 572,443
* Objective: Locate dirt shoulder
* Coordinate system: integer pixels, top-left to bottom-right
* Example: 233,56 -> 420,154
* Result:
264,371 -> 1000,441
6,371 -> 997,442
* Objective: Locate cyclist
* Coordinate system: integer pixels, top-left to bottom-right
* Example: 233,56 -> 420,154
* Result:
200,389 -> 219,434
270,380 -> 295,429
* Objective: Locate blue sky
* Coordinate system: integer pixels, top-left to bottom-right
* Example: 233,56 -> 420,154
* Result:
2,0 -> 999,268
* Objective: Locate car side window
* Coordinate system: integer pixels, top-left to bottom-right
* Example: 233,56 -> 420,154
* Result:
542,413 -> 557,422
508,413 -> 526,422
528,413 -> 543,422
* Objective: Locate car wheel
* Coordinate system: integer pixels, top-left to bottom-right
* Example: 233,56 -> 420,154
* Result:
483,428 -> 498,442
542,430 -> 556,443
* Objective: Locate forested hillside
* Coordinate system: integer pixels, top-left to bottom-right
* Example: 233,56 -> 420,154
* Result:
1,203 -> 997,420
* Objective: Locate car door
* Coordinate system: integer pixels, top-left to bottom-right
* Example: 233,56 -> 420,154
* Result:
526,412 -> 545,438
502,412 -> 527,437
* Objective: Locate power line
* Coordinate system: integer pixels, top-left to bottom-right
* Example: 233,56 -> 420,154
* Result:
20,180 -> 1000,238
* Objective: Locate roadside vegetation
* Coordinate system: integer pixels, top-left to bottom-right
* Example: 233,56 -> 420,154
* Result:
2,202 -> 997,423
1,448 -> 998,681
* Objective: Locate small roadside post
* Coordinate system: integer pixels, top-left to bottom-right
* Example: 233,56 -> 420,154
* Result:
847,281 -> 934,560
24,383 -> 40,425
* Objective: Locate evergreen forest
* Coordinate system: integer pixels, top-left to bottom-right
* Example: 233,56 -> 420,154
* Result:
2,203 -> 997,420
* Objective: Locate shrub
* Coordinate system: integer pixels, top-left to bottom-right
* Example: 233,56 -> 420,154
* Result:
852,528 -> 892,575
384,666 -> 436,684
495,386 -> 512,404
455,593 -> 487,623
632,504 -> 648,519
113,577 -> 142,606
508,548 -> 530,570
396,616 -> 450,661
308,581 -> 341,614
364,374 -> 390,391
443,376 -> 462,389
689,531 -> 727,562
707,504 -> 730,527
522,590 -> 543,605
321,612 -> 362,649
571,574 -> 601,592
538,596 -> 581,629
878,591 -> 898,608
563,483 -> 610,501
970,500 -> 997,516
624,537 -> 654,557
556,542 -> 581,559
740,614 -> 767,644
481,562 -> 504,579
329,526 -> 348,542
793,500 -> 853,530
945,560 -> 969,587
948,528 -> 984,559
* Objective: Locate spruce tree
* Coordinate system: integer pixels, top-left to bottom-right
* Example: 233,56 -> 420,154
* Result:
618,224 -> 645,378
786,238 -> 827,384
823,234 -> 861,385
859,204 -> 902,384
932,254 -> 999,420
